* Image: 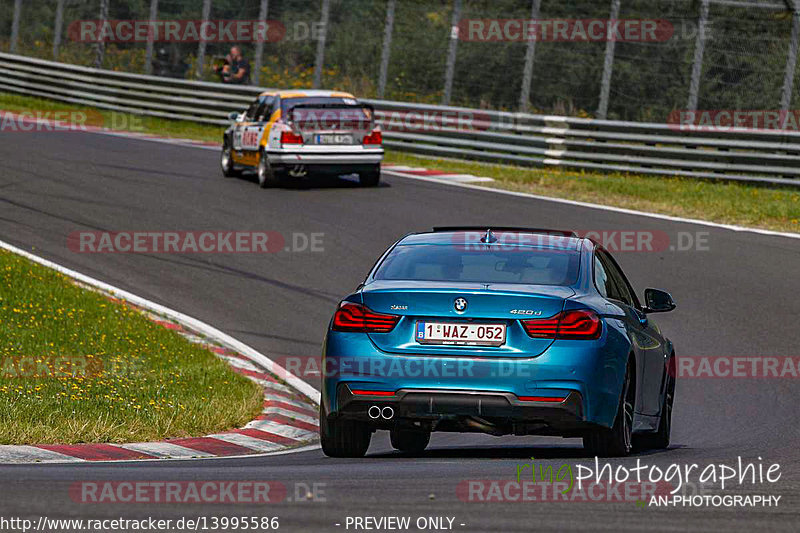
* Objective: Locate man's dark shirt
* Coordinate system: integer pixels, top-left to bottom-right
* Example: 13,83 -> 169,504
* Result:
228,58 -> 251,85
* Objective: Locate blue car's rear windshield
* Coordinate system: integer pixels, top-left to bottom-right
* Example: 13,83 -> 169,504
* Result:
373,245 -> 580,286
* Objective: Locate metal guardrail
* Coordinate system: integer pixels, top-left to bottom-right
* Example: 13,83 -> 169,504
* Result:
2,52 -> 800,187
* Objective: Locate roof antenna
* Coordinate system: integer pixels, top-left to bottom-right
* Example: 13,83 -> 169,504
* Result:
481,229 -> 497,244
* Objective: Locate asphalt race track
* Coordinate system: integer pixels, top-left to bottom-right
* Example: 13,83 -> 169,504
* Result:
1,129 -> 799,532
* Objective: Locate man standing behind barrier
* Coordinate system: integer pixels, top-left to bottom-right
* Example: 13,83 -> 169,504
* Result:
215,46 -> 251,85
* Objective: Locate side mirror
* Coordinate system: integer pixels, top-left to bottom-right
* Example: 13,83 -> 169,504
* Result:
643,288 -> 676,313
228,111 -> 240,122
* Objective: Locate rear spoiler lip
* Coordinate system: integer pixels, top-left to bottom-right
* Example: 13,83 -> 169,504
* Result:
430,226 -> 578,238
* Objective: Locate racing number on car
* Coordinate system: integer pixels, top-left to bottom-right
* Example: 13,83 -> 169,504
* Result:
242,129 -> 261,150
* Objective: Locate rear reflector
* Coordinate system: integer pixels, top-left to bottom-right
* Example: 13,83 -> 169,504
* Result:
351,390 -> 395,397
518,395 -> 566,403
280,131 -> 304,144
521,309 -> 602,340
362,129 -> 382,145
332,302 -> 400,333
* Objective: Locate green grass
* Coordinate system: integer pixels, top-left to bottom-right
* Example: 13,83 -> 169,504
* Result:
3,91 -> 798,233
0,249 -> 264,445
384,152 -> 800,233
0,92 -> 223,143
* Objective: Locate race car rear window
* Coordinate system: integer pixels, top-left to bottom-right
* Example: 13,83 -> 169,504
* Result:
281,97 -> 351,114
283,98 -> 372,130
373,245 -> 581,286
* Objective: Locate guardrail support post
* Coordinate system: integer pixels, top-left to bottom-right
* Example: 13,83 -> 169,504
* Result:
442,0 -> 462,105
312,0 -> 331,89
596,0 -> 621,120
144,0 -> 159,75
53,0 -> 65,59
195,0 -> 213,78
518,0 -> 542,112
780,7 -> 800,115
10,0 -> 22,54
377,0 -> 396,99
686,0 -> 710,112
253,0 -> 270,85
94,0 -> 109,68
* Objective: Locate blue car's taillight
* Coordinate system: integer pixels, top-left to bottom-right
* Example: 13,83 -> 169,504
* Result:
521,309 -> 602,340
332,302 -> 400,333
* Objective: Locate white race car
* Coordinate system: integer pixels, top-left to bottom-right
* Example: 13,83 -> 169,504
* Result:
221,90 -> 384,187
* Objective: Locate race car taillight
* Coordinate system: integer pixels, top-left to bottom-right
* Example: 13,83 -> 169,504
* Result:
280,131 -> 304,144
521,309 -> 602,340
332,302 -> 399,333
362,130 -> 382,145
518,395 -> 567,403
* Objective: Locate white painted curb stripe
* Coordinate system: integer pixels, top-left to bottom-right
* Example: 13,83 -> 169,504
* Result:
262,407 -> 319,426
206,433 -> 283,452
0,445 -> 86,463
246,377 -> 292,394
116,442 -> 215,459
382,170 -> 800,241
244,420 -> 318,441
218,355 -> 267,373
0,239 -> 320,404
265,397 -> 317,411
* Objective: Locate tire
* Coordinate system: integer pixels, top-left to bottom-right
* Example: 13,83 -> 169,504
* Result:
390,428 -> 430,454
634,367 -> 674,450
583,358 -> 635,457
358,165 -> 380,187
257,151 -> 282,188
319,404 -> 371,458
220,141 -> 240,178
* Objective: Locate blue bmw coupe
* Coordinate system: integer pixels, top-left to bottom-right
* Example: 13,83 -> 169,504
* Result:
319,227 -> 676,457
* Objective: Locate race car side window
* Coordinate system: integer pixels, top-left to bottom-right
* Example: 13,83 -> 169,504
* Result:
597,249 -> 635,307
593,254 -> 613,299
244,98 -> 260,121
255,96 -> 274,122
601,249 -> 642,310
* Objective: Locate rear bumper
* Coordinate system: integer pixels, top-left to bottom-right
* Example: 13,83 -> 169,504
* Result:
266,148 -> 384,167
321,329 -> 628,432
334,384 -> 587,435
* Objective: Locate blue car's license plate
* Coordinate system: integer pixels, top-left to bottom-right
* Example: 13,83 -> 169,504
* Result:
416,321 -> 506,346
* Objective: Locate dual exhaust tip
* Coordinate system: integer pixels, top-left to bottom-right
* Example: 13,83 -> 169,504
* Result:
288,164 -> 307,177
368,405 -> 394,420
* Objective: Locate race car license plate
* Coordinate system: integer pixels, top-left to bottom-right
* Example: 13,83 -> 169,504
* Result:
416,322 -> 506,346
315,133 -> 353,145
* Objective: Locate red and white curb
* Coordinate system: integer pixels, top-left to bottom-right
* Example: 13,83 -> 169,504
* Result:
0,239 -> 320,464
381,164 -> 493,183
